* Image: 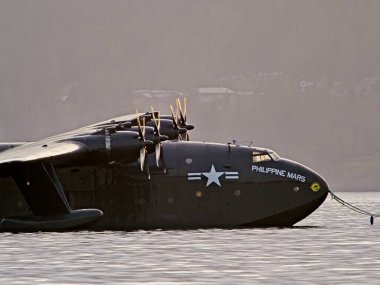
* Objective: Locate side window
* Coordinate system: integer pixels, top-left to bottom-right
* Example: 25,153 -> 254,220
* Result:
269,151 -> 280,161
252,153 -> 271,163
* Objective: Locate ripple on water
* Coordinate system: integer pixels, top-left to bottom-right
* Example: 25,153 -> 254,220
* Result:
0,192 -> 380,284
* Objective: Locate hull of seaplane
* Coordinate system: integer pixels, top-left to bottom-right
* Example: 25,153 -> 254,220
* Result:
0,142 -> 328,231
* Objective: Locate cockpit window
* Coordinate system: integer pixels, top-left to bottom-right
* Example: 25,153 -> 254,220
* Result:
252,152 -> 272,163
269,151 -> 280,161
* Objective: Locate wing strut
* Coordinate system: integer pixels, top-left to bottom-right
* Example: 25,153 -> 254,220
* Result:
42,161 -> 71,212
11,162 -> 71,216
2,162 -> 103,232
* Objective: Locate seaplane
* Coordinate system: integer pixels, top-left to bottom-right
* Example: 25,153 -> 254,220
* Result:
0,98 -> 328,231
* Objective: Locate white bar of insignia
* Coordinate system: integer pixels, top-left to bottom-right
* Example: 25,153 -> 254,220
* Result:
188,177 -> 201,180
225,176 -> 239,179
225,172 -> 238,175
188,173 -> 202,176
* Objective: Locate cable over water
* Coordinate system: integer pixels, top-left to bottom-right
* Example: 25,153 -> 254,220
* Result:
329,190 -> 379,224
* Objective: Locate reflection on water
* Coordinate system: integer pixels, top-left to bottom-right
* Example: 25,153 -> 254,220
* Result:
1,192 -> 380,284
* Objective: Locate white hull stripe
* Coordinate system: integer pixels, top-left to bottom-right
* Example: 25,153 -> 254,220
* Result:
225,176 -> 239,179
188,177 -> 201,180
188,173 -> 202,176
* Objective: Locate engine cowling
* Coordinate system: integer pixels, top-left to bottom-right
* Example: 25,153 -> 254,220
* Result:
63,130 -> 152,165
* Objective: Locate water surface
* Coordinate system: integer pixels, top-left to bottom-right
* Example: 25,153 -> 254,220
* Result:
1,192 -> 379,284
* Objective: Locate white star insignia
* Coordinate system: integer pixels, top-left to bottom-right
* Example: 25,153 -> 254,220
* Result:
202,164 -> 224,187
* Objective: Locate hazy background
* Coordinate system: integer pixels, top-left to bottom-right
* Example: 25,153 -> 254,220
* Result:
1,0 -> 379,191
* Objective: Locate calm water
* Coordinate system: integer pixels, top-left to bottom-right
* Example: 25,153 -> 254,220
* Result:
1,192 -> 380,284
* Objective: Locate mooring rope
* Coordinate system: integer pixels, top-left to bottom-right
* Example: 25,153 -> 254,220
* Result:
329,190 -> 380,224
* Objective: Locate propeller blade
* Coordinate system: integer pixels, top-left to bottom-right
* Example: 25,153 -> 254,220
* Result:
175,98 -> 180,121
145,157 -> 151,180
151,106 -> 157,124
183,97 -> 187,121
151,106 -> 159,135
170,104 -> 175,119
177,98 -> 183,122
177,98 -> 186,125
139,147 -> 150,179
170,104 -> 179,129
136,111 -> 144,140
150,106 -> 163,168
142,117 -> 146,138
139,147 -> 146,171
186,132 -> 190,141
158,113 -> 161,131
155,143 -> 161,167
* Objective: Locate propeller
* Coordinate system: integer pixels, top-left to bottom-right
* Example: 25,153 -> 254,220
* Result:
176,97 -> 194,141
135,99 -> 192,142
151,106 -> 169,167
136,111 -> 150,179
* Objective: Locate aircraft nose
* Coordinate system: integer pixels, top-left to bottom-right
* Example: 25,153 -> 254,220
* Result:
303,166 -> 329,195
311,174 -> 329,194
283,158 -> 329,195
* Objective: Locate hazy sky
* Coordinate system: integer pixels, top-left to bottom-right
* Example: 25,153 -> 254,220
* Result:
1,0 -> 380,190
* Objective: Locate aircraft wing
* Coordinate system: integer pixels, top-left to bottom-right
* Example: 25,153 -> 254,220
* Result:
0,141 -> 83,165
0,113 -> 141,168
0,112 -> 141,224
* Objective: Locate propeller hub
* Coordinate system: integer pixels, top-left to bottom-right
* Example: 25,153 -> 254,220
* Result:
143,140 -> 154,147
185,124 -> 194,131
178,128 -> 187,135
159,135 -> 169,142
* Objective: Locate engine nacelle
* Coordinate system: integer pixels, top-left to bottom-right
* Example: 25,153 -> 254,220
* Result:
63,131 -> 151,165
